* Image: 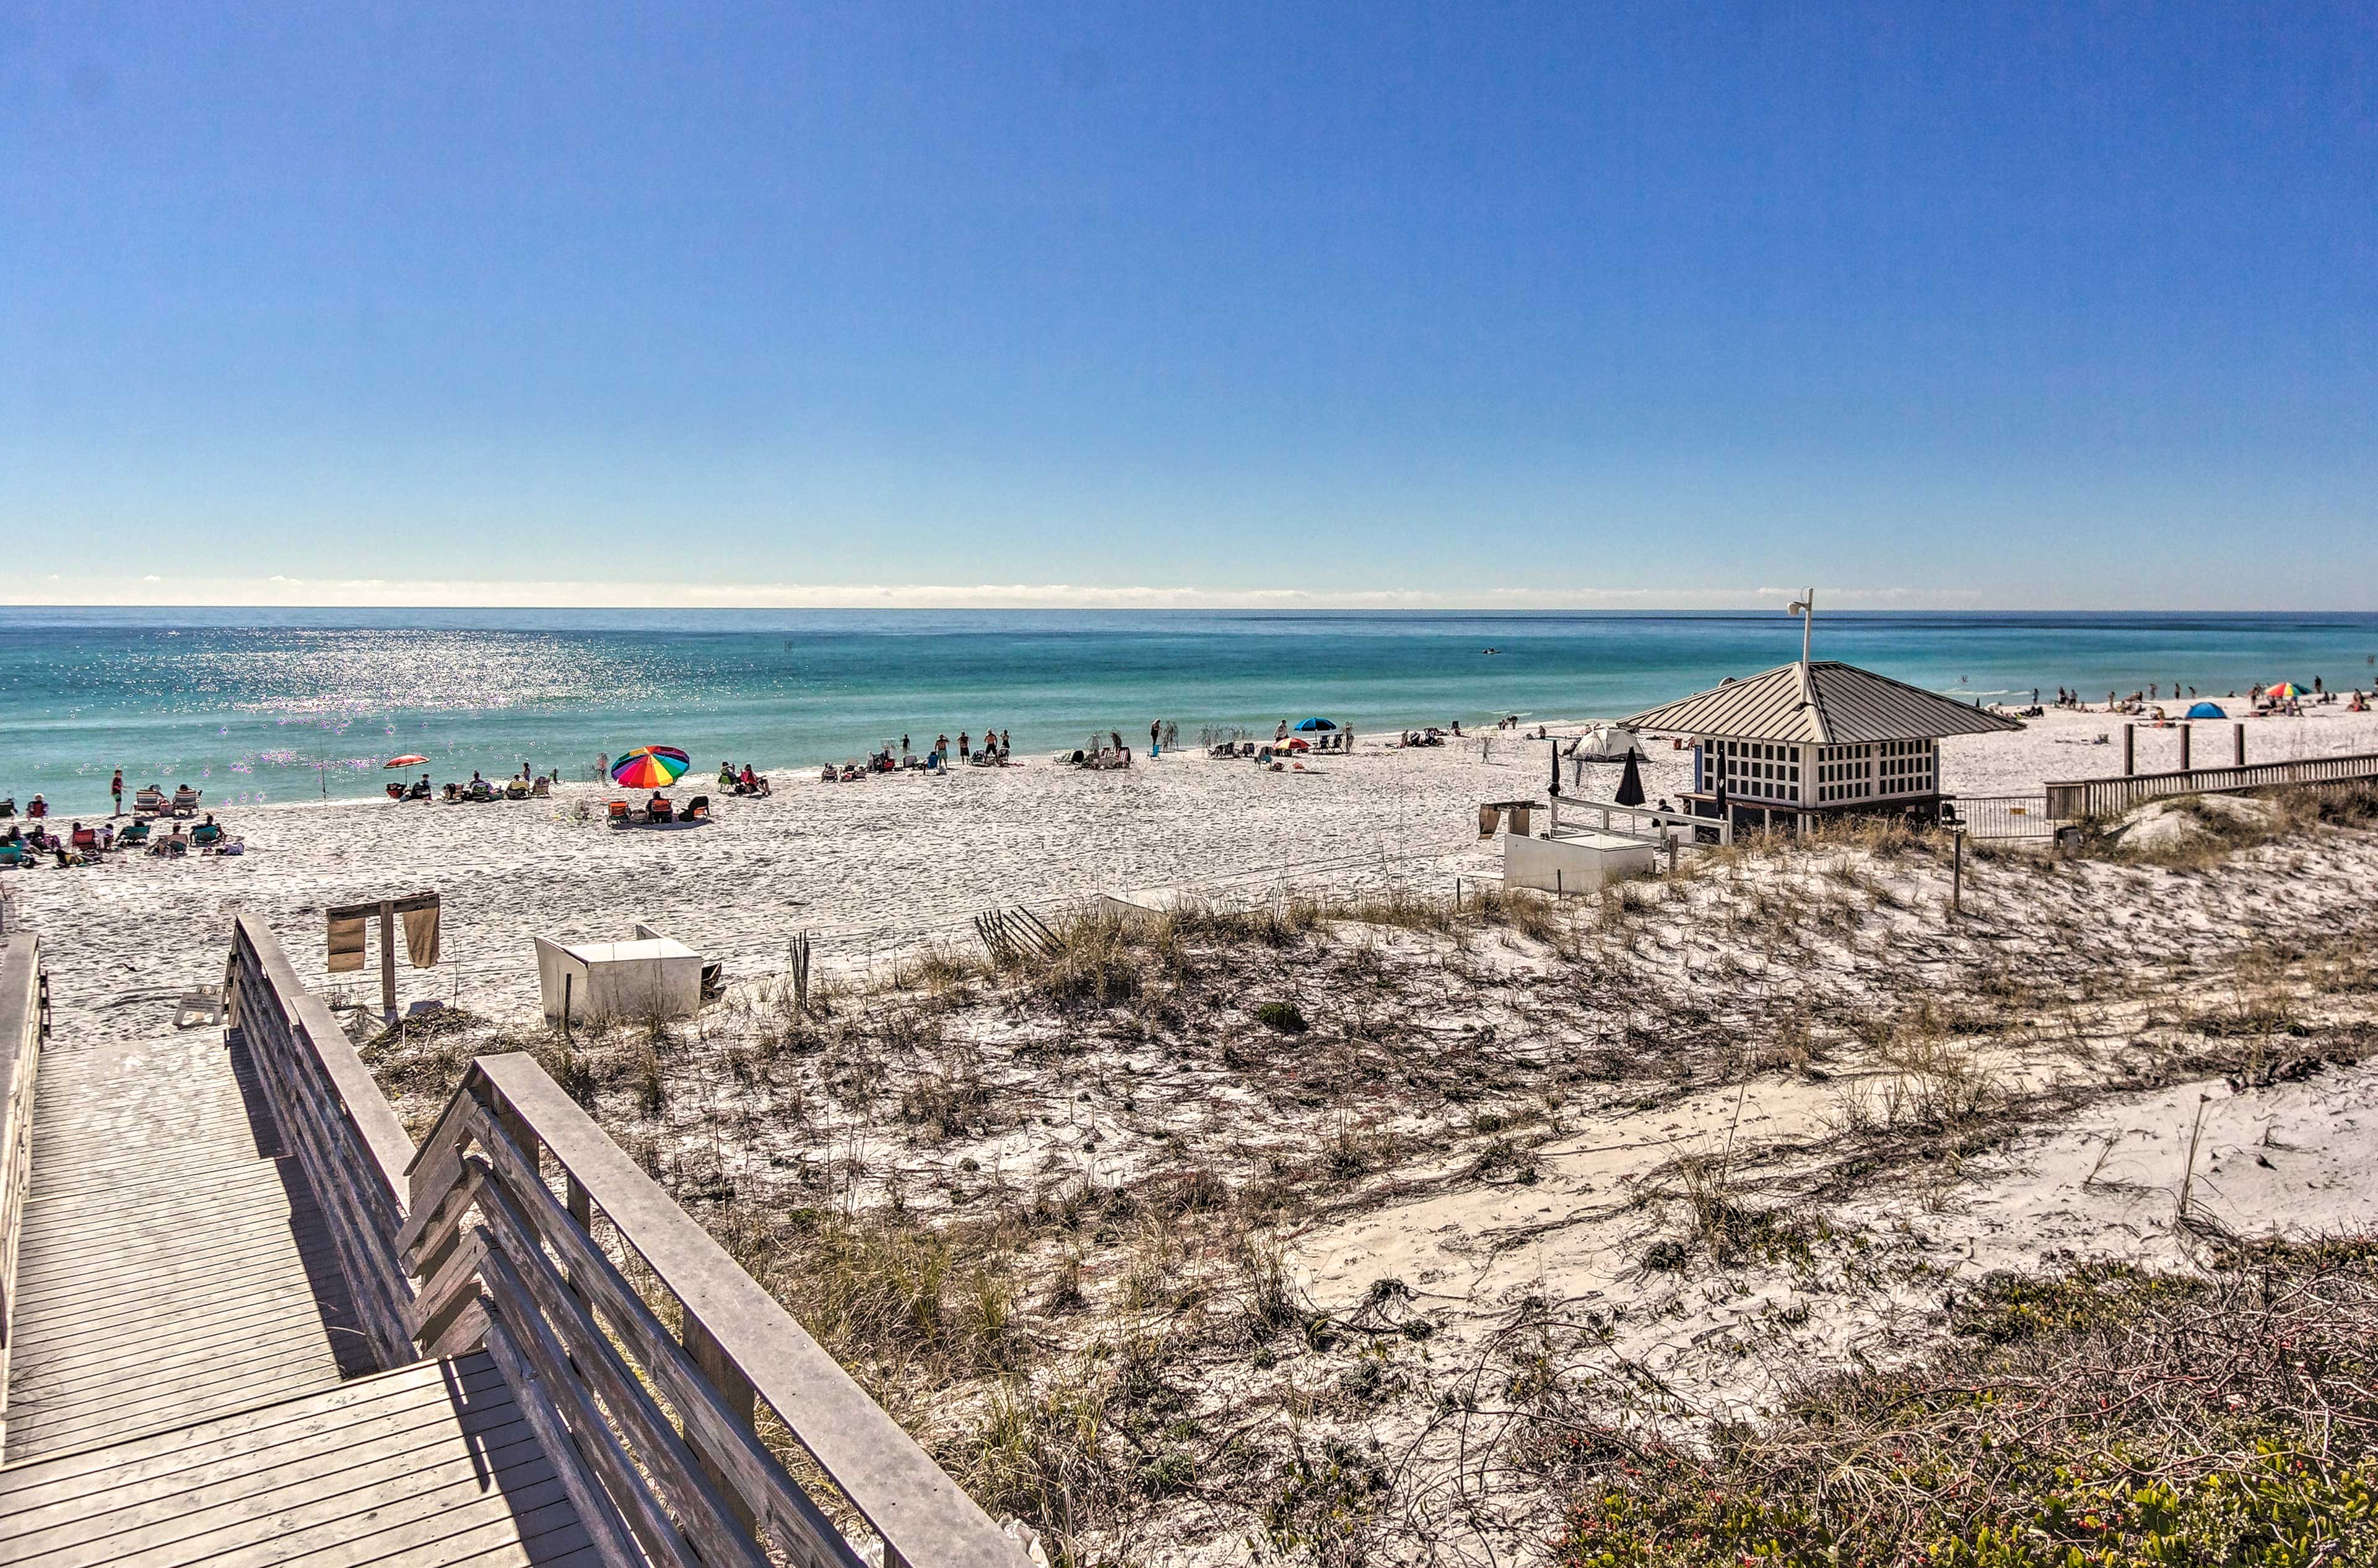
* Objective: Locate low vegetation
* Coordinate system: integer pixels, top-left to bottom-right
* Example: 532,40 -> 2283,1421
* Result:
1554,1240 -> 2378,1568
354,782 -> 2378,1566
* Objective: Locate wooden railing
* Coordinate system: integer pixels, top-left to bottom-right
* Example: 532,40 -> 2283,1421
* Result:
222,914 -> 419,1371
2044,751 -> 2378,822
1949,794 -> 2057,840
401,1054 -> 1026,1568
0,934 -> 46,1426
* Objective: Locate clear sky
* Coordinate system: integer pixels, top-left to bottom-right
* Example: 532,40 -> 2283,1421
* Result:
2,4 -> 2371,609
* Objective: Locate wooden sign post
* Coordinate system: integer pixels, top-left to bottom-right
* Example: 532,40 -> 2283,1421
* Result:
324,891 -> 440,1022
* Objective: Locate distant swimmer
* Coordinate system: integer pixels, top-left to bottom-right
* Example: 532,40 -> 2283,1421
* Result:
1483,647 -> 1500,655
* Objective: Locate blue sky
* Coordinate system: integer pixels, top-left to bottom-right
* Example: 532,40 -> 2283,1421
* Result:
1,3 -> 2371,609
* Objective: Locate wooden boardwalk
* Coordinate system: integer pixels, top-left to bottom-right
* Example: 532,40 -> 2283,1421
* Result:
0,1027 -> 593,1566
4,1032 -> 373,1460
0,921 -> 1025,1568
0,1353 -> 598,1568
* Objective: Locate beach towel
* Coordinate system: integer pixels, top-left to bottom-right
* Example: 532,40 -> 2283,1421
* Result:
403,904 -> 440,969
326,913 -> 367,973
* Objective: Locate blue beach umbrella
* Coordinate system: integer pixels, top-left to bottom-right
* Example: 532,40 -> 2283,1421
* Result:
1293,717 -> 1338,731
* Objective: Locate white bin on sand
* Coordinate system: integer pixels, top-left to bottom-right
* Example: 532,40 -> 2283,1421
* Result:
535,925 -> 704,1024
1504,830 -> 1657,896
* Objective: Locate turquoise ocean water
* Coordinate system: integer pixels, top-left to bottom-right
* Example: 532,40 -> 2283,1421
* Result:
1,609 -> 2373,816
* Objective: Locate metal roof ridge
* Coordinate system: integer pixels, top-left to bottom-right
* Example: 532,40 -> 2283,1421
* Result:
1795,658 -> 1828,745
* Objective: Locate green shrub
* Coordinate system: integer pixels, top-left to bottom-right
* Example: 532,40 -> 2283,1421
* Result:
1256,1000 -> 1309,1034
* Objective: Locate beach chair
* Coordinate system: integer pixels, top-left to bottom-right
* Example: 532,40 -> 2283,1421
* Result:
134,788 -> 167,817
171,789 -> 201,817
116,820 -> 150,848
0,845 -> 20,868
531,777 -> 551,797
684,795 -> 711,821
191,822 -> 224,848
648,796 -> 674,823
70,826 -> 98,853
606,800 -> 631,828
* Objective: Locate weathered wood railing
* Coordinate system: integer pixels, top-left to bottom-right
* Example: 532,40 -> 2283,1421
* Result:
2044,750 -> 2378,821
222,913 -> 419,1370
0,934 -> 46,1426
401,1054 -> 1026,1568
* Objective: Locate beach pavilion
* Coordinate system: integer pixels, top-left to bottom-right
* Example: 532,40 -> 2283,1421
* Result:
1621,659 -> 2021,833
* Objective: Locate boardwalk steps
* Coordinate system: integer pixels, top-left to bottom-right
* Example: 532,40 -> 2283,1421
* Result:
0,921 -> 1027,1568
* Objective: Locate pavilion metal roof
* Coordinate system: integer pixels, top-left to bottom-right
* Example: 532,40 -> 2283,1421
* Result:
1619,661 -> 2024,746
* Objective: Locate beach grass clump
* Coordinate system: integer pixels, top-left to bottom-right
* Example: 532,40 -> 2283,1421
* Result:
1550,1239 -> 2378,1568
745,1204 -> 1021,1385
2084,782 -> 2378,871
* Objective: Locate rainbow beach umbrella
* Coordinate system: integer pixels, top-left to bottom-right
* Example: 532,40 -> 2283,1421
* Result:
2264,682 -> 2307,702
611,746 -> 690,790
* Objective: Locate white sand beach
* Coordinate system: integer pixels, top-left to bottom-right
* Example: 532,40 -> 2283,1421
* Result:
14,702 -> 2378,1041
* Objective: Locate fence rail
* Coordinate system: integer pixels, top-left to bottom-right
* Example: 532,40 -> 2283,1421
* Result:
0,933 -> 45,1429
401,1054 -> 1027,1568
222,913 -> 420,1370
2043,751 -> 2378,821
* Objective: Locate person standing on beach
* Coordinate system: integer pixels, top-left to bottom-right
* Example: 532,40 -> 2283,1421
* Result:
110,769 -> 123,817
1151,720 -> 1161,755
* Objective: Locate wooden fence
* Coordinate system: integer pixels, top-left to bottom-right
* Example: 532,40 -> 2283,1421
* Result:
222,913 -> 420,1371
1951,794 -> 2058,840
2043,751 -> 2378,822
401,1054 -> 1027,1568
0,933 -> 45,1429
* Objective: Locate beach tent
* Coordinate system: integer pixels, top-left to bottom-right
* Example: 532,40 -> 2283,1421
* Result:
1570,723 -> 1641,760
1293,718 -> 1338,731
2185,702 -> 2228,720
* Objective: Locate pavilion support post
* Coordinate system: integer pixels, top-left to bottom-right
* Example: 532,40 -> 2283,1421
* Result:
2123,725 -> 2135,777
2180,725 -> 2192,773
2235,723 -> 2245,766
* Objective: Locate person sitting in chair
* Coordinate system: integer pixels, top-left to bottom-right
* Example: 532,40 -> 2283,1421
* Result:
647,791 -> 673,822
191,814 -> 224,848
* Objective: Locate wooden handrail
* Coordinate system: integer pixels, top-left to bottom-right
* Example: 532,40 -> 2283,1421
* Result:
0,933 -> 44,1432
222,914 -> 419,1370
403,1055 -> 1026,1568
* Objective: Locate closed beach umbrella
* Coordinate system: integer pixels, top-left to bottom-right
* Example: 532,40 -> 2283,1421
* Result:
1293,717 -> 1338,731
611,746 -> 690,790
1614,751 -> 1646,807
383,754 -> 429,768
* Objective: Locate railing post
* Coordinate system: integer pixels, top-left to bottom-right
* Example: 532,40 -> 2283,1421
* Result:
2235,723 -> 2245,767
2123,724 -> 2135,777
2179,724 -> 2191,773
682,1315 -> 759,1532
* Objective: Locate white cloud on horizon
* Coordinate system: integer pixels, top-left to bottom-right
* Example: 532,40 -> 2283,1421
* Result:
0,575 -> 1987,612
